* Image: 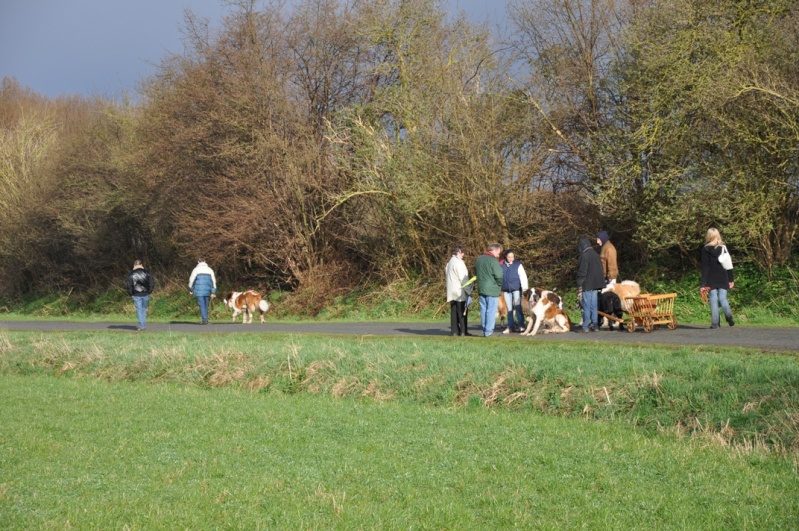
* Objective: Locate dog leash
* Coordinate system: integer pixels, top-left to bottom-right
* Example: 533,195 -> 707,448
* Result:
699,287 -> 709,305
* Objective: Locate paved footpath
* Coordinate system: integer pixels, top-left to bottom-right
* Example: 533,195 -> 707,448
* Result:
2,320 -> 798,353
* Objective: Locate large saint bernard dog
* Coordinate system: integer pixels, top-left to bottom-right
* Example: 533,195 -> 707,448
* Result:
223,290 -> 270,324
520,288 -> 571,336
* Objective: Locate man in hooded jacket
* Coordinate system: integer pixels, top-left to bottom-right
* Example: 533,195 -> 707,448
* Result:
576,237 -> 606,332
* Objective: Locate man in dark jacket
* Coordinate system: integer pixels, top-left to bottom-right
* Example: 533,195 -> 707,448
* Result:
576,237 -> 606,332
126,259 -> 154,331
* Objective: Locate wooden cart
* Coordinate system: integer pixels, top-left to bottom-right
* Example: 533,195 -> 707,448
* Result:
598,293 -> 678,333
624,293 -> 678,332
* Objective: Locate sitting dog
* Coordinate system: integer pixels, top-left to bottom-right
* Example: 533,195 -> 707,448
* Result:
598,291 -> 623,330
520,288 -> 571,336
601,280 -> 641,312
223,290 -> 270,324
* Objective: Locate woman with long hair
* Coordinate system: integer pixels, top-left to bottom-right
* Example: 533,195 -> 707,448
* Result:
700,228 -> 735,328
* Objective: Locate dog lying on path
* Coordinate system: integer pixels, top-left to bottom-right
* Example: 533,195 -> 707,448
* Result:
223,290 -> 270,324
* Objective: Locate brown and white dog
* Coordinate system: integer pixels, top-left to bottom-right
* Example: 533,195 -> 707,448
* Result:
520,288 -> 571,336
223,290 -> 270,324
600,280 -> 641,312
497,294 -> 508,329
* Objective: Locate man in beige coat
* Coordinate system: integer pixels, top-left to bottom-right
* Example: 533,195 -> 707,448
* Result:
597,230 -> 618,285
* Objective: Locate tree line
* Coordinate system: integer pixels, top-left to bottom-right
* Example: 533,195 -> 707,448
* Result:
1,0 -> 797,303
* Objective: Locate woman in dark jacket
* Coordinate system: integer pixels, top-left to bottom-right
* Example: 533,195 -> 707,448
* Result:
576,237 -> 606,332
700,228 -> 735,329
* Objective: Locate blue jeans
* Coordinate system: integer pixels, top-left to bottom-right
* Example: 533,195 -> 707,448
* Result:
132,295 -> 149,329
581,290 -> 598,331
503,290 -> 523,330
197,296 -> 210,323
709,288 -> 733,326
479,295 -> 499,336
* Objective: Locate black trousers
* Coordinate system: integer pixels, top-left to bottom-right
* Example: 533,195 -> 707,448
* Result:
450,300 -> 467,335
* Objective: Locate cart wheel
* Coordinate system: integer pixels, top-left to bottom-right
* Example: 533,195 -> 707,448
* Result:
626,320 -> 636,333
668,317 -> 677,330
643,316 -> 654,333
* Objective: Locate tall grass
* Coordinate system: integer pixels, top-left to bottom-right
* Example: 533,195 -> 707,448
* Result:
1,374 -> 797,528
1,330 -> 797,455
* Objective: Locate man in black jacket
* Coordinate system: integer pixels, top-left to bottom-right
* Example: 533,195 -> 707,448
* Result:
126,260 -> 155,331
576,237 -> 606,332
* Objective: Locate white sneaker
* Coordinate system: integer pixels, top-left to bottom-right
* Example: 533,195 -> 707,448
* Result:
502,328 -> 510,334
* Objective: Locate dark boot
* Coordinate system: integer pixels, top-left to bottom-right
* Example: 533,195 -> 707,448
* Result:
726,315 -> 735,327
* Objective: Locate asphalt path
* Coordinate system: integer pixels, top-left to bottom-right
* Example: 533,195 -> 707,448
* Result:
2,319 -> 798,353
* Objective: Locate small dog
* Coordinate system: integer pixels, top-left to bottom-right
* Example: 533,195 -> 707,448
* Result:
520,288 -> 571,336
223,290 -> 270,324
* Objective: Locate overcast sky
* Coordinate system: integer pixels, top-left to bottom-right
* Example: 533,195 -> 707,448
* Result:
0,0 -> 508,100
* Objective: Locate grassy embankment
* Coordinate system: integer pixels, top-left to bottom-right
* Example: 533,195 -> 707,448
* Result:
2,329 -> 798,450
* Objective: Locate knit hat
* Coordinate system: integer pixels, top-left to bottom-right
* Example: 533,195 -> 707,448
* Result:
597,230 -> 609,245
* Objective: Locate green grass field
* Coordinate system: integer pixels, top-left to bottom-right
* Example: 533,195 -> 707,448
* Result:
3,375 -> 798,528
1,329 -> 798,528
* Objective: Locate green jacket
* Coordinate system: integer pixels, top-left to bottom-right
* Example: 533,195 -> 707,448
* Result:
474,253 -> 503,297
